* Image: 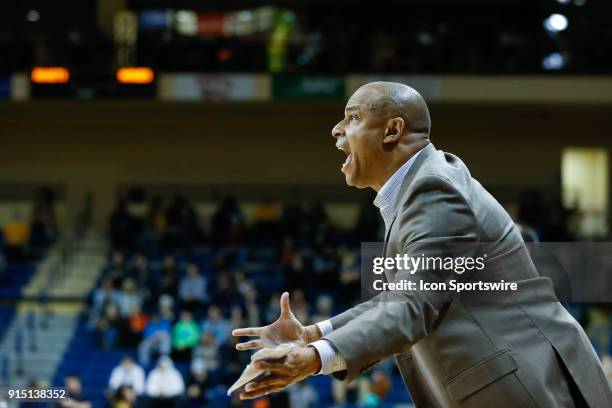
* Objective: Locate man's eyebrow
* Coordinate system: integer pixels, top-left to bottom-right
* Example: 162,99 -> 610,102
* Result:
344,105 -> 361,113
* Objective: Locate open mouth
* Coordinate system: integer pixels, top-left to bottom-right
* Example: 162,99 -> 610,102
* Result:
343,153 -> 352,168
337,145 -> 352,170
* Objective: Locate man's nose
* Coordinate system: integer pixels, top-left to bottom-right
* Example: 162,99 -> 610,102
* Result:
332,122 -> 344,139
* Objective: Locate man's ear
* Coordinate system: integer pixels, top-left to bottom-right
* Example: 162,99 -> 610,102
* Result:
383,117 -> 405,144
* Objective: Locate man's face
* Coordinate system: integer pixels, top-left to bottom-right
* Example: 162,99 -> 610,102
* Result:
332,88 -> 388,189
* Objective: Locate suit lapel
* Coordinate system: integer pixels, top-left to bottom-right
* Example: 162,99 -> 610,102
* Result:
381,214 -> 399,284
382,213 -> 399,257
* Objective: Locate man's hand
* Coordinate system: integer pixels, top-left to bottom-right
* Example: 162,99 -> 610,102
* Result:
240,346 -> 321,400
232,292 -> 321,350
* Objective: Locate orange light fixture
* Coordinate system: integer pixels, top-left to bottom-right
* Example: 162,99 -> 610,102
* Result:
116,67 -> 155,84
31,67 -> 70,84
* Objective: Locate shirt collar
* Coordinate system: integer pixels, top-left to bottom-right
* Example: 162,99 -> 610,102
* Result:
373,149 -> 423,229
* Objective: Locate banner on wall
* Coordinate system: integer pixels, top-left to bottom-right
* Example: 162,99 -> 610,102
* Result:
197,13 -> 227,37
138,10 -> 172,30
272,76 -> 344,100
158,74 -> 271,101
346,75 -> 442,101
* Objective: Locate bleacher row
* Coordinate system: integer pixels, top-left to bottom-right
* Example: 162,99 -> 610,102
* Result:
49,243 -> 413,407
95,242 -> 358,311
51,321 -> 232,408
52,319 -> 411,408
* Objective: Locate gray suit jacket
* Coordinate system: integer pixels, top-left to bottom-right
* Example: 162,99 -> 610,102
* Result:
324,143 -> 611,407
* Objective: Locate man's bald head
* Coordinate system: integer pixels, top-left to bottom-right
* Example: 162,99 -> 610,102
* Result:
350,81 -> 431,135
333,81 -> 431,190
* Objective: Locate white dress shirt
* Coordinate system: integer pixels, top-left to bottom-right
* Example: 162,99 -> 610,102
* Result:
309,149 -> 423,375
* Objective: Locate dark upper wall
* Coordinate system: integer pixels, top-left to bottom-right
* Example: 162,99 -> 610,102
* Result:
0,101 -> 610,227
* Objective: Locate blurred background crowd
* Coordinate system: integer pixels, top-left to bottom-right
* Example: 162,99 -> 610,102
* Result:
1,0 -> 612,407
1,188 -> 611,407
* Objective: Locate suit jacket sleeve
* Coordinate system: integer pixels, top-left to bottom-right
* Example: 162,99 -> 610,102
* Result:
323,174 -> 479,381
329,298 -> 380,329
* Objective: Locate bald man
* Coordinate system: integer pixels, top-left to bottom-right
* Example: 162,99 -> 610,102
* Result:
233,82 -> 611,407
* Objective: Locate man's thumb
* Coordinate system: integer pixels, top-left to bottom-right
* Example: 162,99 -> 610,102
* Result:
280,292 -> 293,318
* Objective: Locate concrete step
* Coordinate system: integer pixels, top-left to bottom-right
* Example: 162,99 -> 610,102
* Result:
22,232 -> 108,299
1,232 -> 106,390
0,343 -> 65,358
1,327 -> 77,343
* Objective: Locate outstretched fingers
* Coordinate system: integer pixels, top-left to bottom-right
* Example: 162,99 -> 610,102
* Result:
279,291 -> 294,319
235,339 -> 263,351
232,327 -> 263,337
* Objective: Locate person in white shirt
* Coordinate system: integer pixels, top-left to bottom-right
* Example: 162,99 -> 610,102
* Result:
108,355 -> 145,395
145,356 -> 185,406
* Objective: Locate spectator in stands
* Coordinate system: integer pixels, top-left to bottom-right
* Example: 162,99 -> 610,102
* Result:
303,201 -> 329,240
200,305 -> 230,345
163,195 -> 201,250
105,252 -> 127,289
148,195 -> 166,236
92,277 -> 120,312
287,289 -> 309,324
234,269 -> 253,298
138,314 -> 172,366
127,254 -> 149,288
288,381 -> 318,408
158,294 -> 176,322
311,240 -> 340,289
96,303 -> 122,349
252,198 -> 281,239
110,385 -> 137,408
223,333 -> 251,384
30,186 -> 58,249
141,195 -> 166,251
338,250 -> 360,306
2,211 -> 31,262
362,371 -> 392,407
172,311 -> 200,361
145,356 -> 185,408
311,294 -> 333,324
109,199 -> 136,253
185,359 -> 211,407
117,278 -> 143,318
240,286 -> 261,328
108,356 -> 145,396
587,306 -> 611,354
230,306 -> 244,333
125,188 -> 148,246
333,376 -> 366,405
126,304 -> 149,347
191,332 -> 220,384
21,379 -> 42,407
178,263 -> 207,313
89,277 -> 120,328
210,272 -> 240,308
211,195 -> 245,246
158,255 -> 179,298
602,354 -> 612,388
265,293 -> 281,324
278,237 -> 296,264
282,249 -> 306,292
354,192 -> 383,241
58,374 -> 91,408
